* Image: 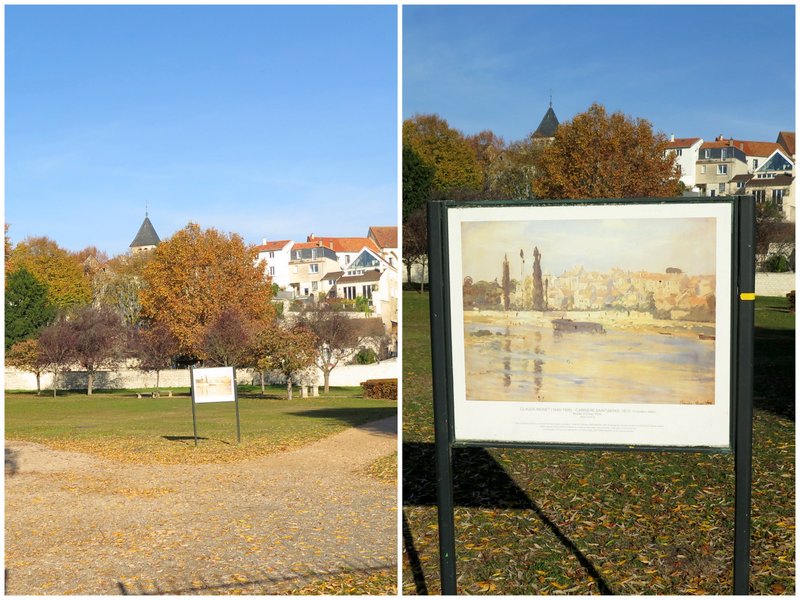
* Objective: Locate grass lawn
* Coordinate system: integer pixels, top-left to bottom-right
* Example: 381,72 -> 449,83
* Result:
402,291 -> 794,595
6,385 -> 397,465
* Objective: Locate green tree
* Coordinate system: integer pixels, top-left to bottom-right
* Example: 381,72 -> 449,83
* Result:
10,236 -> 92,309
403,146 -> 435,219
5,267 -> 56,350
532,103 -> 681,199
140,223 -> 275,359
403,114 -> 484,193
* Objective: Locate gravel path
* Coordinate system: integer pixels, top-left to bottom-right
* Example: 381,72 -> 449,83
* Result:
5,416 -> 397,595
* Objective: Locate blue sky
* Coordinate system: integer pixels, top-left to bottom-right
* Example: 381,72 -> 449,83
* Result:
404,5 -> 795,144
6,5 -> 397,256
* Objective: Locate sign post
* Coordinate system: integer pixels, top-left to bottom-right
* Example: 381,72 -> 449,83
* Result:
428,197 -> 755,595
190,366 -> 241,446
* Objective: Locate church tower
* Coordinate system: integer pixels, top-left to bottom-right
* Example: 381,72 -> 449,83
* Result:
130,213 -> 161,254
532,96 -> 559,141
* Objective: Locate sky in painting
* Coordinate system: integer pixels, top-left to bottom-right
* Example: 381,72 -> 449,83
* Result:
5,5 -> 397,256
461,217 -> 717,282
404,4 -> 795,143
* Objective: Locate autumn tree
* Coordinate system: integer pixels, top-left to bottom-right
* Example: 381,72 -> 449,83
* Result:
10,236 -> 92,309
133,321 -> 180,397
37,317 -> 77,397
5,267 -> 56,350
200,307 -> 257,368
140,223 -> 275,359
402,209 -> 429,292
94,251 -> 153,326
487,138 -> 541,200
7,339 -> 48,395
255,323 -> 317,400
298,304 -> 384,393
69,306 -> 125,395
532,103 -> 681,199
403,114 -> 484,193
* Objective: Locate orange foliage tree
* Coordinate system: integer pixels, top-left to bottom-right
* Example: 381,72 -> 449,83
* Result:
532,103 -> 681,199
10,236 -> 92,309
140,223 -> 275,359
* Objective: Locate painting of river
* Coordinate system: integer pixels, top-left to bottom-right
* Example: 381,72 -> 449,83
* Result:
464,311 -> 715,404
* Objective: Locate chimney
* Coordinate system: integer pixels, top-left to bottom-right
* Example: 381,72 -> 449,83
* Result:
670,133 -> 675,142
262,238 -> 267,245
716,135 -> 724,142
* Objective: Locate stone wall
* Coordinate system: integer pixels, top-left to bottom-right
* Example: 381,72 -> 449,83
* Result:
755,272 -> 796,297
5,359 -> 399,393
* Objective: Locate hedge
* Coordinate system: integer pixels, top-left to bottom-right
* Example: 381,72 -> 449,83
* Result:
361,378 -> 397,400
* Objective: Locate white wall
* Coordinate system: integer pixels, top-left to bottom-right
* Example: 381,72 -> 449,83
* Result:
755,272 -> 796,297
5,359 -> 399,392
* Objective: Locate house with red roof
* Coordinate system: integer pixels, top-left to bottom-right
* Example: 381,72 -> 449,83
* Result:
664,135 -> 704,191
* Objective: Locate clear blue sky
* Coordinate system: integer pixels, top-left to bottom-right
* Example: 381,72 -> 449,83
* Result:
6,5 -> 397,256
404,5 -> 795,144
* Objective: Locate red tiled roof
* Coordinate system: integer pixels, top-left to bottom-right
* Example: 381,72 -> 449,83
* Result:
368,226 -> 398,249
305,235 -> 381,254
777,131 -> 795,156
700,139 -> 781,157
664,137 -> 701,149
255,240 -> 291,252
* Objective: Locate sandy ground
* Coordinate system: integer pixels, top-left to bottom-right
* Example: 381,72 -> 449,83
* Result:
5,416 -> 397,595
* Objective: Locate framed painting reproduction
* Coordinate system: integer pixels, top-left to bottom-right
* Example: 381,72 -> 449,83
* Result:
436,199 -> 737,450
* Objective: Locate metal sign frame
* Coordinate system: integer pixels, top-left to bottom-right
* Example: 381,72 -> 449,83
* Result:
189,365 -> 242,447
427,196 -> 755,595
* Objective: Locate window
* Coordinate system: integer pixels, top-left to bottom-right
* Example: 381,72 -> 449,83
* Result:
754,189 -> 766,202
720,148 -> 728,159
309,264 -> 319,274
719,183 -> 726,193
703,149 -> 711,159
344,286 -> 357,300
676,149 -> 683,157
362,285 -> 372,299
269,266 -> 275,276
269,251 -> 275,259
752,159 -> 759,170
312,281 -> 318,292
736,181 -> 744,190
773,189 -> 785,207
717,164 -> 728,175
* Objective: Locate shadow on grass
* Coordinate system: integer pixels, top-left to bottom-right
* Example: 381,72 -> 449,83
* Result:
402,512 -> 428,595
403,442 -> 613,595
754,326 -> 795,421
287,407 -> 397,434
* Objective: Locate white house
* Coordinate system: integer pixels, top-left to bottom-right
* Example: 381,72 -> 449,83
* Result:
664,136 -> 703,191
254,239 -> 294,289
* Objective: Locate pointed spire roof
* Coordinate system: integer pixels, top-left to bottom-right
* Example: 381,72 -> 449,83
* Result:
130,215 -> 160,249
533,104 -> 559,139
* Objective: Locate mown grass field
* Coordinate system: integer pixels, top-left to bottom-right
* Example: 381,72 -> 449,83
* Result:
6,385 -> 397,465
402,292 -> 794,595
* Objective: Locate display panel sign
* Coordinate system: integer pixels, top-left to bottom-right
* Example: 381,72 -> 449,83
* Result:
191,366 -> 237,404
445,201 -> 734,449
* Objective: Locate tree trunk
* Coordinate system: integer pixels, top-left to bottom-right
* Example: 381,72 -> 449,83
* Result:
287,379 -> 293,401
155,369 -> 161,398
52,369 -> 58,398
87,371 -> 94,395
260,370 -> 266,395
35,373 -> 41,396
323,369 -> 331,393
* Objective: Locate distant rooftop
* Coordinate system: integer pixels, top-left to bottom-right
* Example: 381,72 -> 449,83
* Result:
532,105 -> 559,139
130,215 -> 160,249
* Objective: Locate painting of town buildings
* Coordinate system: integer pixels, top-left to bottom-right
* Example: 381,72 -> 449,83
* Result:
460,216 -> 720,405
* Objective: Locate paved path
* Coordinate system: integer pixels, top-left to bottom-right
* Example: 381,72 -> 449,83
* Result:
5,416 -> 397,595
